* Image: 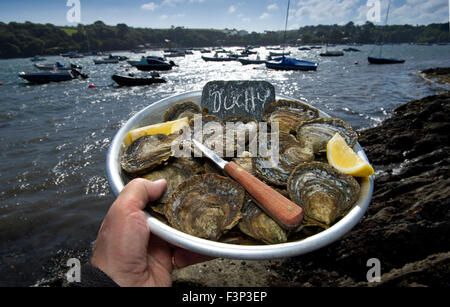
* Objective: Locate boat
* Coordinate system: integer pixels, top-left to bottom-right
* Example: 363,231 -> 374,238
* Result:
266,1 -> 318,72
368,56 -> 405,64
19,70 -> 88,84
200,49 -> 211,54
34,62 -> 82,71
112,73 -> 166,86
310,46 -> 322,49
135,58 -> 176,71
266,57 -> 318,71
128,56 -> 166,67
269,51 -> 291,57
342,47 -> 360,52
367,0 -> 405,65
298,47 -> 311,51
238,58 -> 267,65
164,52 -> 185,58
320,51 -> 344,56
201,55 -> 236,62
30,56 -> 46,62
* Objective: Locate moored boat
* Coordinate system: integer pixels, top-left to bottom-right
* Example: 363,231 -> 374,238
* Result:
112,73 -> 166,86
266,57 -> 318,71
19,70 -> 88,84
238,58 -> 267,65
368,56 -> 405,64
30,56 -> 46,62
269,51 -> 291,57
320,51 -> 344,56
135,58 -> 176,71
201,56 -> 236,62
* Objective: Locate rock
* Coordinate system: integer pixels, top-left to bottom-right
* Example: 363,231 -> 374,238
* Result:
420,67 -> 450,84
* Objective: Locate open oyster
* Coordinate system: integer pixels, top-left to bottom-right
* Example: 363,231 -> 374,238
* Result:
262,100 -> 319,133
121,133 -> 179,174
164,174 -> 245,240
287,162 -> 360,226
143,157 -> 203,214
239,200 -> 287,244
164,101 -> 202,122
296,118 -> 358,154
254,132 -> 315,186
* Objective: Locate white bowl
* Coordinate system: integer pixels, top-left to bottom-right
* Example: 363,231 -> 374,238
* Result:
106,90 -> 374,259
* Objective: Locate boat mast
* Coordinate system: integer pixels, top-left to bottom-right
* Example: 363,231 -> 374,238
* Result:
379,0 -> 392,57
282,0 -> 291,57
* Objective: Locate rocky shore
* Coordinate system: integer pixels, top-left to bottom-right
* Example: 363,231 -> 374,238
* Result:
172,91 -> 450,287
34,90 -> 450,287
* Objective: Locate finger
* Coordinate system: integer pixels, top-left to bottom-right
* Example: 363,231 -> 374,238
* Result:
114,178 -> 167,212
173,248 -> 215,269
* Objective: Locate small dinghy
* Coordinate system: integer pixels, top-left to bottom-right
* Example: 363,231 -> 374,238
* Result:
201,55 -> 236,62
269,51 -> 291,57
266,56 -> 318,71
112,72 -> 166,86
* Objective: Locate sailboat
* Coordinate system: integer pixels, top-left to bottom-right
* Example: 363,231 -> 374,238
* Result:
368,0 -> 405,64
266,0 -> 318,71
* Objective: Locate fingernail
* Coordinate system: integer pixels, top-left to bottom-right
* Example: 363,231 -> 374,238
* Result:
153,179 -> 167,185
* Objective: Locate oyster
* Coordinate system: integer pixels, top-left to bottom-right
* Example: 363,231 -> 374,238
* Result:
233,152 -> 256,176
164,101 -> 202,122
254,132 -> 314,186
262,100 -> 319,133
121,133 -> 178,174
239,200 -> 287,244
143,158 -> 203,214
164,174 -> 245,240
296,118 -> 358,154
287,162 -> 360,226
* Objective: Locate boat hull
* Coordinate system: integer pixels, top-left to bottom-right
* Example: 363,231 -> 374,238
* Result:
19,72 -> 74,84
135,64 -> 172,71
238,59 -> 267,65
112,75 -> 166,86
266,57 -> 318,71
201,56 -> 236,62
368,56 -> 405,64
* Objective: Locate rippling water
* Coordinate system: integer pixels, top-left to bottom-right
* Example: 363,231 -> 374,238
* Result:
0,44 -> 448,286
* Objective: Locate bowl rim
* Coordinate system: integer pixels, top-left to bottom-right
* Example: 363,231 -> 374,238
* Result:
106,90 -> 374,260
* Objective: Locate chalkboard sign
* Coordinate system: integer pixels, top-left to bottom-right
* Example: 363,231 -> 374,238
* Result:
201,81 -> 275,121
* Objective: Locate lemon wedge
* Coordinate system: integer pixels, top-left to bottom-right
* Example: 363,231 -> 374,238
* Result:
124,117 -> 188,147
327,133 -> 374,177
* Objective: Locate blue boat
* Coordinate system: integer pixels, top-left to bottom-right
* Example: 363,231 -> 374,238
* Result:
368,56 -> 405,64
266,56 -> 318,71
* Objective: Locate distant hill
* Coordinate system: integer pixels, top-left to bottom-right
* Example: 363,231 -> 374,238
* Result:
0,20 -> 448,59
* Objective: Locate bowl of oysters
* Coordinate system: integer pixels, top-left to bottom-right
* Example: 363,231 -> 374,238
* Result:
107,89 -> 374,259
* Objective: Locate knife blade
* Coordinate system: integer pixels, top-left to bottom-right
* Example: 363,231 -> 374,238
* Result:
193,139 -> 303,230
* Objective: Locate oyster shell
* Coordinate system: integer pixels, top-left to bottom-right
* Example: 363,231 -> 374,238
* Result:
238,200 -> 287,244
143,158 -> 203,214
287,162 -> 360,226
254,132 -> 315,186
164,101 -> 201,122
296,118 -> 358,154
223,115 -> 258,154
164,174 -> 245,240
121,133 -> 178,174
262,100 -> 319,133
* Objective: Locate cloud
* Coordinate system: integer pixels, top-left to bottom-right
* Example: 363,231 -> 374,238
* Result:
162,0 -> 185,6
228,5 -> 236,14
160,14 -> 169,20
141,2 -> 158,11
259,13 -> 270,20
268,4 -> 278,11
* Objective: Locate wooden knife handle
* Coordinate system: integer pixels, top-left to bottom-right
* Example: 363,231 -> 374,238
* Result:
224,162 -> 303,230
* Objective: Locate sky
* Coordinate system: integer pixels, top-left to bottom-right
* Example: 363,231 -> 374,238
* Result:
0,0 -> 448,32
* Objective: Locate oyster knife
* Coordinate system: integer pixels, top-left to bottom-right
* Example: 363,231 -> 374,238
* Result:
193,139 -> 303,230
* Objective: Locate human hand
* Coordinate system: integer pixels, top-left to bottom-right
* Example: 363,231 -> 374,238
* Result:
91,178 -> 212,287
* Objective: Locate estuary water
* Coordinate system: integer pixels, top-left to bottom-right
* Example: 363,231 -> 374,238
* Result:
0,44 -> 448,286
